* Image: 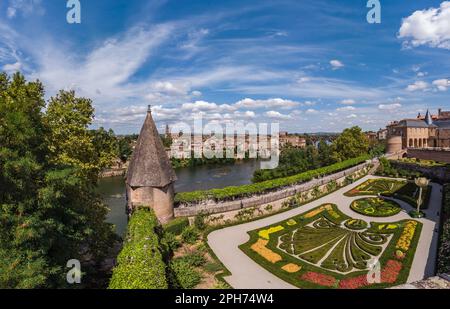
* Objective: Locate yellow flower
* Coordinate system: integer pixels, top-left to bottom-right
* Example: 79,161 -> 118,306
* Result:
251,238 -> 282,263
396,221 -> 417,252
281,263 -> 301,273
286,219 -> 297,226
258,225 -> 284,240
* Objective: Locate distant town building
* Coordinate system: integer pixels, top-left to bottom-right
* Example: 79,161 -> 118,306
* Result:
279,132 -> 307,148
377,128 -> 387,140
386,108 -> 450,151
365,131 -> 377,143
125,106 -> 177,224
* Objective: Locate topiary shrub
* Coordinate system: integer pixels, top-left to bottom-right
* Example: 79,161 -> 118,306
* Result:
109,209 -> 168,289
163,217 -> 189,235
194,212 -> 208,231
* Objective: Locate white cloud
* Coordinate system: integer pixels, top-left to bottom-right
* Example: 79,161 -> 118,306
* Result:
399,1 -> 450,49
235,98 -> 300,109
406,81 -> 429,91
337,106 -> 356,112
330,59 -> 344,70
191,90 -> 202,97
432,79 -> 449,91
2,61 -> 22,73
378,103 -> 402,110
347,114 -> 357,119
305,108 -> 318,114
340,99 -> 355,105
7,0 -> 45,19
266,110 -> 291,119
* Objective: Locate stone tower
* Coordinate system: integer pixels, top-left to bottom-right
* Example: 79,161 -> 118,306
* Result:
125,105 -> 177,224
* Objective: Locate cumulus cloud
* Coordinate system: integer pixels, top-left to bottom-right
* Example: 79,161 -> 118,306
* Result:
340,99 -> 355,105
305,108 -> 318,114
336,106 -> 356,112
235,98 -> 300,109
399,1 -> 450,49
406,81 -> 428,91
378,103 -> 402,110
432,79 -> 449,91
330,59 -> 344,70
266,110 -> 291,119
2,61 -> 22,73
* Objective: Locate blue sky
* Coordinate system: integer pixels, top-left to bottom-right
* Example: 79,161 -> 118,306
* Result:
1,0 -> 449,134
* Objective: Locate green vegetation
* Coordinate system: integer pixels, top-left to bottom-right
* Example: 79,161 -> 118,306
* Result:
0,73 -> 116,288
350,198 -> 402,217
240,204 -> 422,289
109,209 -> 167,289
253,126 -> 369,182
346,178 -> 432,209
163,217 -> 190,235
181,226 -> 200,244
376,157 -> 424,180
397,157 -> 448,167
438,184 -> 450,274
175,155 -> 370,204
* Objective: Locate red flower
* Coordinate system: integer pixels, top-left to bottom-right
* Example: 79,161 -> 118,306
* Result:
301,271 -> 337,287
339,274 -> 369,289
381,260 -> 402,283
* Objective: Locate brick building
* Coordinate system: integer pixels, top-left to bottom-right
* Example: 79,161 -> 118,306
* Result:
386,109 -> 450,149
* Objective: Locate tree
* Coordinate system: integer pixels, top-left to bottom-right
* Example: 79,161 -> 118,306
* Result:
331,126 -> 369,162
0,73 -> 116,288
44,90 -> 115,182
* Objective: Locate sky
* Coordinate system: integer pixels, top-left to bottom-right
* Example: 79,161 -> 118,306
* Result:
0,0 -> 449,134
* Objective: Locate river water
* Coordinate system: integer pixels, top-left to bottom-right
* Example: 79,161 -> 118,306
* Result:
97,160 -> 260,236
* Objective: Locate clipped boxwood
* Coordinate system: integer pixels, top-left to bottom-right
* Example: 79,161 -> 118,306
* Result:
109,209 -> 168,289
175,155 -> 370,204
163,217 -> 189,235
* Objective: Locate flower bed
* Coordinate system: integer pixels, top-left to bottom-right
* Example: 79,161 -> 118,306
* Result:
240,204 -> 422,289
345,178 -> 432,209
350,197 -> 402,217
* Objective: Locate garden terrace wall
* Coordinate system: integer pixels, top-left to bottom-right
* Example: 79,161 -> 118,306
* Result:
390,161 -> 450,183
174,161 -> 373,218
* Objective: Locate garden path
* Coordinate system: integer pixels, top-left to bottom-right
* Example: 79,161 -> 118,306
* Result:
207,175 -> 442,289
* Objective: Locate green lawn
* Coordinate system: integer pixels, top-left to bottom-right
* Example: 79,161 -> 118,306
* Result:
240,204 -> 422,289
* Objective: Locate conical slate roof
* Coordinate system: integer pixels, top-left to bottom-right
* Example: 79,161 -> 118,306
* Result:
425,109 -> 433,125
126,106 -> 177,188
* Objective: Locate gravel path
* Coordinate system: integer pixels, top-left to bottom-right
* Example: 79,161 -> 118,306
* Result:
207,175 -> 443,289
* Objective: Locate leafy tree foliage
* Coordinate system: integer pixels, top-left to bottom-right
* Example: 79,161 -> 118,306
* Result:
0,73 -> 116,288
331,126 -> 369,162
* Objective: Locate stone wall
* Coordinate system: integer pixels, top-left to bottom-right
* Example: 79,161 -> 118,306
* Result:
174,160 -> 373,218
390,161 -> 450,183
407,148 -> 450,164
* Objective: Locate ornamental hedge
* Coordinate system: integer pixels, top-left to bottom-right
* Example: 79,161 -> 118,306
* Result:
109,209 -> 168,289
175,155 -> 370,204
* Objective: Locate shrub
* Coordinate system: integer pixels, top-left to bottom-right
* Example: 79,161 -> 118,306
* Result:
170,259 -> 202,289
194,213 -> 208,231
109,209 -> 168,289
181,226 -> 200,244
161,232 -> 181,252
163,217 -> 189,235
175,155 -> 370,204
177,251 -> 206,267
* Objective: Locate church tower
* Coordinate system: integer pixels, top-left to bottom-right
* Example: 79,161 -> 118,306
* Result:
125,105 -> 177,224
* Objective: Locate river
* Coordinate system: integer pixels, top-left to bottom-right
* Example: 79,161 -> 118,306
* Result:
97,160 -> 260,236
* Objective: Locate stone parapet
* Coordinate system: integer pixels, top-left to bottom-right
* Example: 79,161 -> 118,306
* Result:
174,161 -> 373,217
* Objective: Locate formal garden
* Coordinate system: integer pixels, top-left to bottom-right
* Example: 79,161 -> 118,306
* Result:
240,204 -> 422,289
350,198 -> 402,217
345,178 -> 432,210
